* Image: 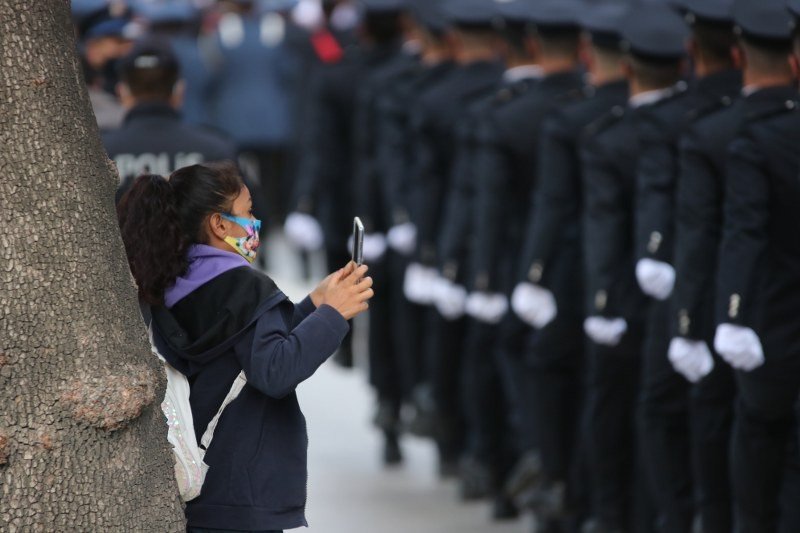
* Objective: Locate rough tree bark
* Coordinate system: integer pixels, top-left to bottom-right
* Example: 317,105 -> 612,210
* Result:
0,2 -> 185,531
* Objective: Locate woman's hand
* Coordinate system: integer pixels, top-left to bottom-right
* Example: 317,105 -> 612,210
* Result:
311,262 -> 374,320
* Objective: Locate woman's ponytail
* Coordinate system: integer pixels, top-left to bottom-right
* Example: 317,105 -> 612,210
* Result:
117,174 -> 189,305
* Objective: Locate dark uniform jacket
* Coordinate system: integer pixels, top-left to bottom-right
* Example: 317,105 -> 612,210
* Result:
716,93 -> 800,360
352,50 -> 420,234
581,102 -> 646,324
470,70 -> 586,297
292,42 -> 401,252
374,61 -> 456,233
517,80 -> 628,322
673,85 -> 796,342
104,102 -> 236,201
407,60 -> 504,266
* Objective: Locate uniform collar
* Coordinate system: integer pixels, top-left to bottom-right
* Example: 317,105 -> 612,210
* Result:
696,69 -> 742,100
742,84 -> 799,102
628,86 -> 674,108
503,65 -> 544,84
123,101 -> 181,124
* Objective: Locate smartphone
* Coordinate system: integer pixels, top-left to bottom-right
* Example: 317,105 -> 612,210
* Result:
352,217 -> 365,266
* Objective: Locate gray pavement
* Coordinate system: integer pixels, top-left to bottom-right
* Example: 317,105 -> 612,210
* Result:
267,234 -> 529,533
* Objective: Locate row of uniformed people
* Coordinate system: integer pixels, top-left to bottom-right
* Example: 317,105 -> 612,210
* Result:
289,0 -> 800,531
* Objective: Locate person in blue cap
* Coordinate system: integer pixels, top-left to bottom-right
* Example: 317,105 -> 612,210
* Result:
505,1 -> 630,528
710,0 -> 800,530
104,39 -> 238,203
578,2 -> 691,531
74,2 -> 137,130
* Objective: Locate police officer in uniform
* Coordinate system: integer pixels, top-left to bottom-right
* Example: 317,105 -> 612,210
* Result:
400,0 -> 505,487
579,3 -> 691,530
630,2 -> 743,529
508,2 -> 630,525
711,1 -> 800,529
105,39 -> 237,202
460,1 -> 586,525
371,0 -> 457,463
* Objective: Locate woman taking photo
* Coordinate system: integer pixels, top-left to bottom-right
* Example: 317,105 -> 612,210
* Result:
117,161 -> 373,533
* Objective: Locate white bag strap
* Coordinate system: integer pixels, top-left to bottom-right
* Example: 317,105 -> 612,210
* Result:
200,371 -> 247,450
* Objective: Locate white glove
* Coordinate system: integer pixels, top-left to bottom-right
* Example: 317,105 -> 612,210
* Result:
668,337 -> 715,383
433,277 -> 467,320
714,323 -> 765,372
511,282 -> 558,329
584,316 -> 628,347
403,263 -> 439,305
348,233 -> 387,262
387,223 -> 417,256
284,212 -> 324,251
635,258 -> 676,301
465,292 -> 509,324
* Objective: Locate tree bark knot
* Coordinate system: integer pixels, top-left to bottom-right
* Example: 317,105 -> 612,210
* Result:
0,433 -> 9,466
59,365 -> 158,432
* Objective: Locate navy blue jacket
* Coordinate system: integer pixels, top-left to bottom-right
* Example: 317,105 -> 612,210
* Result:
152,266 -> 348,531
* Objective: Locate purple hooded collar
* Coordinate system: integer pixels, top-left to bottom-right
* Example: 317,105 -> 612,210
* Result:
164,244 -> 250,308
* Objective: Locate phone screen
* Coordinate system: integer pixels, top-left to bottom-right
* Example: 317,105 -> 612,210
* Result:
352,217 -> 365,265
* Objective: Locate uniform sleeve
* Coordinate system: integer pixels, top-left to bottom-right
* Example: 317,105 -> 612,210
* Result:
235,303 -> 349,399
469,129 -> 512,292
715,134 -> 769,328
518,112 -> 578,286
671,131 -> 721,339
581,135 -> 630,318
375,98 -> 413,226
407,105 -> 446,265
437,125 -> 476,276
635,117 -> 678,264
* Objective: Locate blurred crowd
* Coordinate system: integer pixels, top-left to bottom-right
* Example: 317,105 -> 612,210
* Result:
77,0 -> 800,532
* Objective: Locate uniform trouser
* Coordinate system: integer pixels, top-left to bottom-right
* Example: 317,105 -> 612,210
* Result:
638,301 -> 694,533
584,324 -> 645,528
366,256 -> 402,408
461,320 -> 515,479
523,317 -> 585,483
388,251 -> 424,399
689,353 -> 735,533
730,347 -> 800,533
238,145 -> 289,229
426,309 -> 467,458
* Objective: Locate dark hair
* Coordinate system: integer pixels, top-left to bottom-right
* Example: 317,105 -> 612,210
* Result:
501,22 -> 528,57
629,54 -> 684,89
118,40 -> 181,100
692,20 -> 736,66
117,161 -> 244,305
362,11 -> 403,45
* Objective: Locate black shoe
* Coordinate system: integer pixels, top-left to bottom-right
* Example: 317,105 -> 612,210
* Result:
459,457 -> 493,501
504,451 -> 543,499
491,494 -> 520,521
581,519 -> 624,533
519,481 -> 566,518
373,401 -> 400,433
383,432 -> 403,467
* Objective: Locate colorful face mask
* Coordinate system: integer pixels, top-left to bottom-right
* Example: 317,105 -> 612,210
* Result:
221,213 -> 262,263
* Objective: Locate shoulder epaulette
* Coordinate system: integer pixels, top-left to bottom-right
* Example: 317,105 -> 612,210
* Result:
688,94 -> 735,123
583,105 -> 626,137
746,98 -> 799,123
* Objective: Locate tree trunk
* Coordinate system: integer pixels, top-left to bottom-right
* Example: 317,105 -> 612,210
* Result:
0,2 -> 185,531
